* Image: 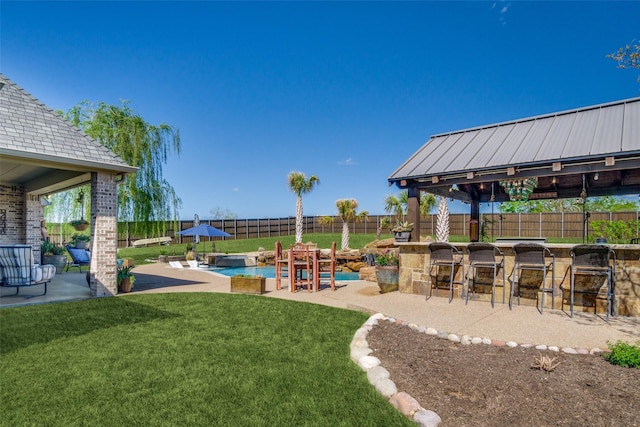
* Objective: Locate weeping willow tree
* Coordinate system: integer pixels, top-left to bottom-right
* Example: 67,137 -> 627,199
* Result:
61,101 -> 181,236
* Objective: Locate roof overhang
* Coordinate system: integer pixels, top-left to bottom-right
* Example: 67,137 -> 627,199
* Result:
389,97 -> 640,204
393,153 -> 640,203
0,148 -> 137,195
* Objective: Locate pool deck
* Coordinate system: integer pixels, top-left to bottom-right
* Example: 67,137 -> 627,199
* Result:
2,262 -> 639,351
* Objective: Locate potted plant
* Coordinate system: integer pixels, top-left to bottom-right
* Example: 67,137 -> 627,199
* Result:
70,233 -> 91,249
158,249 -> 169,263
375,249 -> 399,293
41,240 -> 68,274
230,274 -> 266,294
117,265 -> 135,293
185,244 -> 195,261
392,221 -> 413,242
69,219 -> 89,231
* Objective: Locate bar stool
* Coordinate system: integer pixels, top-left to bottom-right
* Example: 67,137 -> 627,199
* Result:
317,241 -> 336,291
426,242 -> 465,303
274,241 -> 289,290
564,244 -> 615,321
510,243 -> 555,313
465,242 -> 506,308
289,243 -> 312,293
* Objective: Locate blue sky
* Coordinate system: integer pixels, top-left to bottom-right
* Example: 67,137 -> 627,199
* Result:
2,1 -> 639,219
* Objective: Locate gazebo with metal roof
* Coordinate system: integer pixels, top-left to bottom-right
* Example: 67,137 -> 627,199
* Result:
388,97 -> 640,242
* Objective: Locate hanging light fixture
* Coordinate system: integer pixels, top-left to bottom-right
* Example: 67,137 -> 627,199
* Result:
489,182 -> 495,202
580,174 -> 588,200
499,177 -> 538,202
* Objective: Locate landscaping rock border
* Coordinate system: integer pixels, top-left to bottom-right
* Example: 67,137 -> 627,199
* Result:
350,313 -> 605,426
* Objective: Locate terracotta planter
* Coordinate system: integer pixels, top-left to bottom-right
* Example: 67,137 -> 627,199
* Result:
375,266 -> 399,293
119,277 -> 132,293
230,276 -> 266,294
72,222 -> 89,231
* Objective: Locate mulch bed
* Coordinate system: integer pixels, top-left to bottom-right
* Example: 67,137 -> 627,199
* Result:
367,320 -> 640,427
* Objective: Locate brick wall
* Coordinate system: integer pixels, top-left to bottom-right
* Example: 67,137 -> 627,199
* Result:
0,184 -> 26,244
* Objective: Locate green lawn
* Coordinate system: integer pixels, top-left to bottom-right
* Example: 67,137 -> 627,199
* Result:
118,233 -> 393,265
117,233 -> 587,266
0,293 -> 413,426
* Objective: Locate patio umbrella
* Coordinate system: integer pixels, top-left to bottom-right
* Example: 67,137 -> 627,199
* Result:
177,224 -> 232,253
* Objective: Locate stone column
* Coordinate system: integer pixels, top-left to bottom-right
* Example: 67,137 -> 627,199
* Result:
89,172 -> 118,296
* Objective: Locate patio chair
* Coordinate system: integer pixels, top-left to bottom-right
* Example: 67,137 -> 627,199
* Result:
426,242 -> 465,303
317,241 -> 336,291
274,241 -> 289,290
465,242 -> 506,308
510,243 -> 555,313
0,245 -> 56,297
169,261 -> 184,269
562,244 -> 615,321
65,245 -> 91,272
289,243 -> 312,293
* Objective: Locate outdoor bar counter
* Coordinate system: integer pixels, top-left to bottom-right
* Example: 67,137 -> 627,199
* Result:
397,241 -> 640,318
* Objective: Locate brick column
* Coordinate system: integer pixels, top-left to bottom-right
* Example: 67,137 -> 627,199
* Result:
89,172 -> 118,296
26,194 -> 44,260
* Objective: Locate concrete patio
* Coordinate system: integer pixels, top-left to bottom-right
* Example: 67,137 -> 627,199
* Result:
2,262 -> 639,351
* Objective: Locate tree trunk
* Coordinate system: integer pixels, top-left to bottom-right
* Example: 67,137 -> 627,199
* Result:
341,222 -> 350,250
295,195 -> 303,243
436,196 -> 450,242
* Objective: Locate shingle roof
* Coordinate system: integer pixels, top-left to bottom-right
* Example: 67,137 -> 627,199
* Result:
0,73 -> 136,173
389,97 -> 640,183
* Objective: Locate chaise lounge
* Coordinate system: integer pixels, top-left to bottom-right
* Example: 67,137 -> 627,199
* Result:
66,245 -> 91,272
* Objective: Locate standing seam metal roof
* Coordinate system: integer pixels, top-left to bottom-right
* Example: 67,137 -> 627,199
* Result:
389,97 -> 640,182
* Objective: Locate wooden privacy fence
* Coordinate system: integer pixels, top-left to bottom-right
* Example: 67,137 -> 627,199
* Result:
107,211 -> 640,248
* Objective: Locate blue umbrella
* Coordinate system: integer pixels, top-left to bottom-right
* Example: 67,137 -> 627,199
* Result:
177,223 -> 232,238
178,224 -> 232,253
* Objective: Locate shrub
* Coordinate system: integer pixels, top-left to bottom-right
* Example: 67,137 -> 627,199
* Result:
603,340 -> 640,368
375,249 -> 399,267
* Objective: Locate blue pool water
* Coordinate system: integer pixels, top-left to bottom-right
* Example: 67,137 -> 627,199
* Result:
210,266 -> 359,281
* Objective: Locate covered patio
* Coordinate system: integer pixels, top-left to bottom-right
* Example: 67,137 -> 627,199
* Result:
389,97 -> 640,241
388,97 -> 640,317
0,73 -> 137,296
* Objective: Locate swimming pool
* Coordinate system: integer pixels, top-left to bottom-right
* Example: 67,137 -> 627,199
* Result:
209,266 -> 360,281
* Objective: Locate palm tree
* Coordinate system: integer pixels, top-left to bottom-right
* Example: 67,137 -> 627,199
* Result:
376,216 -> 392,240
384,190 -> 437,222
321,199 -> 368,250
287,171 -> 320,243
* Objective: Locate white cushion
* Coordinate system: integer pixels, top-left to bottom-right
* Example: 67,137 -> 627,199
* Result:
31,264 -> 56,283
